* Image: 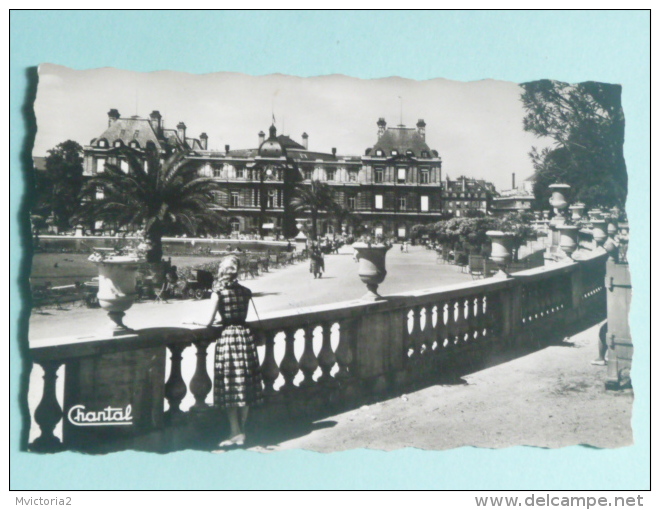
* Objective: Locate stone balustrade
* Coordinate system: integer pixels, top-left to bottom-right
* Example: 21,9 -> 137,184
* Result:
27,251 -> 608,453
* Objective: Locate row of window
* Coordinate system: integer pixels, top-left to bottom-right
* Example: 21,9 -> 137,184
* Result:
443,192 -> 489,198
372,149 -> 431,158
373,195 -> 430,211
229,189 -> 283,208
445,201 -> 488,208
199,163 -> 434,184
223,190 -> 431,212
97,138 -> 144,149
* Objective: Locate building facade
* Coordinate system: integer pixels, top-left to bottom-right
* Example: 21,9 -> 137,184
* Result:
491,173 -> 535,216
440,175 -> 497,217
83,111 -> 500,239
188,117 -> 446,239
83,109 -> 207,176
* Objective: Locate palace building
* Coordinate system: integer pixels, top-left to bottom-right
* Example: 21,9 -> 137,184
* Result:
83,110 -> 496,239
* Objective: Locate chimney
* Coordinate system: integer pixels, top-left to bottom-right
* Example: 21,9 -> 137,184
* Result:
258,130 -> 265,146
416,119 -> 426,140
462,176 -> 466,192
331,147 -> 337,157
149,110 -> 162,135
377,117 -> 387,137
225,144 -> 230,155
302,132 -> 309,149
176,122 -> 187,143
107,109 -> 120,126
200,132 -> 208,150
512,172 -> 516,190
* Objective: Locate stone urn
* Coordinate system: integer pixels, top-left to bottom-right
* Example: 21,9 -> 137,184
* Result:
557,225 -> 579,258
94,256 -> 143,335
591,219 -> 609,247
607,219 -> 619,238
549,184 -> 571,226
486,231 -> 514,277
352,242 -> 391,300
569,202 -> 585,221
588,209 -> 603,222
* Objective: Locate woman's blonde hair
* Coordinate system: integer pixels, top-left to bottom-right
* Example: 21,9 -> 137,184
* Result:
216,255 -> 240,288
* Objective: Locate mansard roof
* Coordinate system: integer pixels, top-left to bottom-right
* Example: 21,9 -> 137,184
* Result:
371,126 -> 433,156
90,115 -> 201,151
91,117 -> 162,148
276,134 -> 306,150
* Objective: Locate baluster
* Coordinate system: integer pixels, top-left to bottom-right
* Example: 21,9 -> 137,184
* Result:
462,297 -> 472,344
446,300 -> 457,347
408,306 -> 422,359
481,293 -> 490,337
31,360 -> 63,452
470,296 -> 481,342
438,302 -> 449,348
165,342 -> 188,419
318,323 -> 337,385
260,330 -> 279,396
335,319 -> 355,381
299,326 -> 318,387
419,307 -> 430,354
189,336 -> 213,411
426,305 -> 437,351
279,327 -> 299,392
452,300 -> 462,345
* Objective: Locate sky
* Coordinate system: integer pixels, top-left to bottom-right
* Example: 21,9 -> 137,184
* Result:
33,64 -> 554,191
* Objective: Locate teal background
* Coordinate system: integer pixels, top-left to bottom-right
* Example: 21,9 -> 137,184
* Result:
10,11 -> 650,489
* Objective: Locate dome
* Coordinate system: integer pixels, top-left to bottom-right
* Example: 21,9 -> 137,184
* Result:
258,125 -> 284,158
259,140 -> 283,158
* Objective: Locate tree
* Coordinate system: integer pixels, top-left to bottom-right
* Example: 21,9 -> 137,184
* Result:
330,204 -> 353,236
521,80 -> 627,210
38,140 -> 85,230
431,214 -> 535,261
290,180 -> 338,240
76,145 -> 225,262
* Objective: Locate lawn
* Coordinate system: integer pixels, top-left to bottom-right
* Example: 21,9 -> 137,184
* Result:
29,253 -> 224,288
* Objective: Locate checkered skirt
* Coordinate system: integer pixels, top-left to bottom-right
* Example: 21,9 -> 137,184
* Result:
213,283 -> 264,408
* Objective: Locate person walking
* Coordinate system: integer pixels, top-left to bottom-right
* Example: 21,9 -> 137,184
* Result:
310,242 -> 324,279
206,255 -> 264,447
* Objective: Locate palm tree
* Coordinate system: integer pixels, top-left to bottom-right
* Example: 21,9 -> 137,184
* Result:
331,204 -> 353,237
77,145 -> 225,262
290,180 -> 338,241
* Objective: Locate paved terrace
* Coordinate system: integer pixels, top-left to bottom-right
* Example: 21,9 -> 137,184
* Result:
29,244 -> 471,341
245,321 -> 633,452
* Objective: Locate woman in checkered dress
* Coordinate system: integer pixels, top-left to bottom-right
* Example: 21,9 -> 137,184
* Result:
206,255 -> 264,447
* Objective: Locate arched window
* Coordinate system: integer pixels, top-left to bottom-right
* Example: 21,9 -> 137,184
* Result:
391,150 -> 398,156
129,141 -> 139,148
267,190 -> 277,208
114,140 -> 123,148
375,149 -> 384,157
406,150 -> 414,157
98,139 -> 108,148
